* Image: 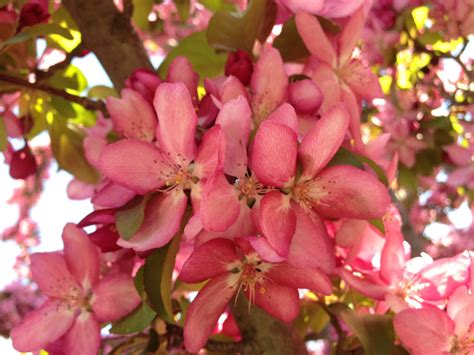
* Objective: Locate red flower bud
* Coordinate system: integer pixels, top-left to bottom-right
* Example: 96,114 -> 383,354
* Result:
224,49 -> 253,86
18,1 -> 50,30
9,144 -> 37,179
125,68 -> 162,104
197,93 -> 219,127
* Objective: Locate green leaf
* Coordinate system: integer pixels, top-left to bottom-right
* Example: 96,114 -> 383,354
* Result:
132,0 -> 154,31
175,0 -> 191,22
143,208 -> 190,323
273,16 -> 310,62
48,7 -> 81,53
355,153 -> 389,187
48,65 -> 88,93
88,85 -> 118,99
158,31 -> 227,81
115,196 -> 150,241
369,218 -> 385,235
0,116 -> 7,152
1,23 -> 73,47
206,0 -> 274,53
316,16 -> 341,34
200,0 -> 236,11
110,303 -> 156,335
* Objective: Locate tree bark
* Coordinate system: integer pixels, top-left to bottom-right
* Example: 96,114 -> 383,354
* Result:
62,0 -> 154,90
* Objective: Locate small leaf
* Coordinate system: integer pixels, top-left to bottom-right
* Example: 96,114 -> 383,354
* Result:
88,85 -> 118,99
327,147 -> 364,169
115,195 -> 151,241
273,17 -> 310,62
132,0 -> 154,31
369,218 -> 385,235
48,7 -> 81,53
110,303 -> 156,335
200,0 -> 236,11
175,0 -> 191,22
316,16 -> 341,34
48,65 -> 88,93
355,153 -> 389,187
0,115 -> 7,151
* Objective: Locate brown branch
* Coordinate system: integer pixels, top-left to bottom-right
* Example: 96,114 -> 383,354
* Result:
319,301 -> 346,354
0,72 -> 107,114
35,43 -> 88,80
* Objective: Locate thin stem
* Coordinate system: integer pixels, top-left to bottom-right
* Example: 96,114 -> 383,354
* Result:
318,300 -> 346,354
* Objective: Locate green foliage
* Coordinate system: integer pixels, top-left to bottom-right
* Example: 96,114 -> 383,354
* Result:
48,7 -> 81,52
110,303 -> 156,335
0,23 -> 73,49
132,0 -> 154,31
88,85 -> 119,99
369,218 -> 385,235
200,0 -> 236,11
48,65 -> 88,93
115,195 -> 151,241
175,0 -> 191,22
273,17 -> 309,62
0,116 -> 6,152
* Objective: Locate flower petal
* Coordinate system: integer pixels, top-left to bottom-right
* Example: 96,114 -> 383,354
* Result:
252,282 -> 299,322
91,181 -> 136,208
267,103 -> 299,133
338,6 -> 365,66
193,125 -> 225,179
279,0 -> 324,14
11,299 -> 75,352
166,56 -> 199,103
339,269 -> 387,299
252,121 -> 297,187
92,273 -> 141,322
318,0 -> 364,18
380,224 -> 405,285
63,311 -> 100,355
99,140 -> 165,194
299,103 -> 350,177
304,60 -> 341,113
341,85 -> 364,151
117,191 -> 187,251
154,82 -> 198,162
184,273 -> 239,352
179,238 -> 239,283
62,223 -> 100,290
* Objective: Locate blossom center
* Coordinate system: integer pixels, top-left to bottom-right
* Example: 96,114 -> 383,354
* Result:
236,174 -> 265,201
291,177 -> 330,212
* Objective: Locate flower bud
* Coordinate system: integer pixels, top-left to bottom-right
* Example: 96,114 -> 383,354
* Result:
18,1 -> 50,31
197,93 -> 219,127
9,144 -> 37,179
125,68 -> 162,104
288,79 -> 323,114
225,49 -> 253,86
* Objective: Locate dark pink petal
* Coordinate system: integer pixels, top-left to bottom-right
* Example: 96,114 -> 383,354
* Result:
245,236 -> 285,263
288,79 -> 323,114
251,46 -> 288,122
99,140 -> 166,194
252,282 -> 299,322
339,269 -> 387,299
338,6 -> 365,66
30,253 -> 80,298
11,299 -> 75,352
166,56 -> 199,103
179,238 -> 239,283
62,223 -> 100,290
394,308 -> 454,355
89,224 -> 121,252
341,85 -> 363,151
380,225 -> 405,285
201,172 -> 240,232
117,191 -> 187,251
106,88 -> 157,142
314,165 -> 390,219
63,311 -> 100,355
91,181 -> 136,208
252,121 -> 297,187
78,209 -> 115,227
295,11 -> 337,66
194,125 -> 225,179
299,103 -> 350,177
154,82 -> 198,162
287,205 -> 335,274
267,103 -> 298,133
184,273 -> 239,352
259,191 -> 296,257
267,263 -> 332,295
92,273 -> 141,322
215,96 -> 252,177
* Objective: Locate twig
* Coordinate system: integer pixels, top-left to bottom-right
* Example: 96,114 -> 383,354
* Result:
318,300 -> 346,354
35,44 -> 88,80
0,72 -> 107,114
123,0 -> 134,20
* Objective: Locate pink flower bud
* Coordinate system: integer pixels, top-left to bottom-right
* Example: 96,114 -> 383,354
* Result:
288,79 -> 323,114
18,1 -> 50,30
9,144 -> 37,180
225,49 -> 253,86
197,93 -> 219,127
125,68 -> 162,104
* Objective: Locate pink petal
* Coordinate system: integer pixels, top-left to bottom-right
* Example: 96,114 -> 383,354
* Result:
179,238 -> 239,283
78,209 -> 115,227
338,6 -> 365,66
201,172 -> 240,232
339,269 -> 387,299
447,286 -> 474,337
299,103 -> 350,177
106,88 -> 157,142
344,62 -> 384,100
92,273 -> 141,322
304,60 -> 341,112
91,181 -> 136,208
154,82 -> 198,163
99,140 -> 166,194
394,308 -> 454,355
444,144 -> 472,166
66,179 -> 95,200
288,79 -> 323,115
267,103 -> 299,133
30,253 -> 80,298
251,121 -> 297,187
63,312 -> 100,355
166,56 -> 199,103
220,75 -> 250,104
259,191 -> 296,257
193,125 -> 225,180
251,46 -> 288,122
318,0 -> 364,18
279,0 -> 324,14
62,223 -> 100,290
184,273 -> 239,352
341,85 -> 363,151
11,299 -> 75,352
267,263 -> 332,295
215,95 -> 252,177
295,11 -> 337,67
287,205 -> 335,274
118,191 -> 187,251
380,224 -> 405,285
245,236 -> 286,263
252,282 -> 299,322
314,165 -> 390,219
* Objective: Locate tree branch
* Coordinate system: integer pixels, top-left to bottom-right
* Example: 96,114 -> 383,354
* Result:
61,0 -> 154,90
0,72 -> 107,114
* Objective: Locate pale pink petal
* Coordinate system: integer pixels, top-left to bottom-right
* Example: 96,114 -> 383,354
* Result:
154,82 -> 198,162
267,263 -> 332,295
62,223 -> 100,290
339,269 -> 387,299
84,135 -> 107,170
220,75 -> 250,104
447,286 -> 473,337
245,236 -> 286,263
251,46 -> 288,122
338,6 -> 365,66
335,219 -> 367,248
179,238 -> 239,283
304,60 -> 341,112
259,191 -> 296,257
30,253 -> 80,298
63,312 -> 100,355
252,282 -> 299,322
279,0 -> 324,14
251,121 -> 297,187
67,179 -> 95,200
299,103 -> 350,177
344,62 -> 384,100
11,299 -> 76,352
267,103 -> 299,133
287,205 -> 335,274
106,89 -> 157,142
201,172 -> 240,232
314,165 -> 390,219
91,181 -> 136,208
394,308 -> 454,355
215,96 -> 252,177
341,85 -> 363,151
166,56 -> 199,103
193,125 -> 225,179
318,0 -> 364,18
380,227 -> 405,285
92,273 -> 141,322
184,273 -> 239,352
99,140 -> 165,194
117,191 -> 187,251
288,79 -> 323,114
295,11 -> 337,66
